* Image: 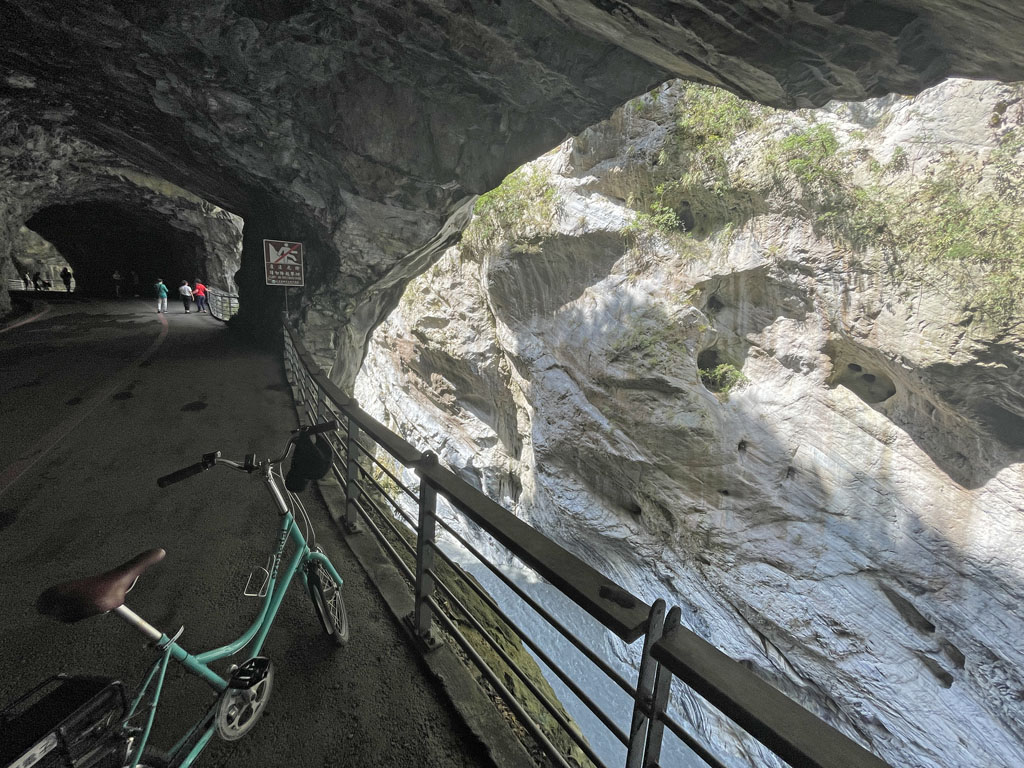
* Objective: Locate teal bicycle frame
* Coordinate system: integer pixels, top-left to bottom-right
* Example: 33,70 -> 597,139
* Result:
115,454 -> 345,767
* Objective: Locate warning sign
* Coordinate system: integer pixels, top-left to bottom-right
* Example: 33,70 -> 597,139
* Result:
263,240 -> 304,286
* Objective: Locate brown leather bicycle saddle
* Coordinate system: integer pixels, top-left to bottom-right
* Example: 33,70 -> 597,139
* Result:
37,548 -> 166,623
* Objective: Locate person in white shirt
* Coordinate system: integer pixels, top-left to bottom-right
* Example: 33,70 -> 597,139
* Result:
178,280 -> 194,313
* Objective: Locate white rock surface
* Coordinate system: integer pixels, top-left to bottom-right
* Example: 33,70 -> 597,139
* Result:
356,79 -> 1024,768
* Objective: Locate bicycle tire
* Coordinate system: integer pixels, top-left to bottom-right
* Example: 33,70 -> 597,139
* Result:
307,561 -> 349,646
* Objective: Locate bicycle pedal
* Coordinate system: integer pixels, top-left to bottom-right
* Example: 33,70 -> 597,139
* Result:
227,657 -> 272,690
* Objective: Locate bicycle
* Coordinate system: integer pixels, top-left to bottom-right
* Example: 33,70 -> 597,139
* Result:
1,420 -> 348,768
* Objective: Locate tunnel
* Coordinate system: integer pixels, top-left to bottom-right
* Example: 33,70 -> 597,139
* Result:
25,201 -> 210,298
3,4 -> 1024,768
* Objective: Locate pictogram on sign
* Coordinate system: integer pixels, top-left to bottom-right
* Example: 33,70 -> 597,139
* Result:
263,240 -> 304,286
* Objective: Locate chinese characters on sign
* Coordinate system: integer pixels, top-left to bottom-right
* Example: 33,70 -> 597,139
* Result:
263,240 -> 304,286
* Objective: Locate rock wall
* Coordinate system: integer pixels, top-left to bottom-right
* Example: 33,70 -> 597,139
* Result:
355,78 -> 1024,767
5,1 -> 1024,377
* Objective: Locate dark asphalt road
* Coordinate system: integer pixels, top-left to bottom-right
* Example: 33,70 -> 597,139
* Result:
0,298 -> 494,767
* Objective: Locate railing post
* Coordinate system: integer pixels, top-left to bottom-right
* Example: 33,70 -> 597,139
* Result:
411,452 -> 440,649
626,599 -> 667,768
283,334 -> 295,386
643,605 -> 679,768
343,414 -> 361,534
308,379 -> 320,424
315,389 -> 329,429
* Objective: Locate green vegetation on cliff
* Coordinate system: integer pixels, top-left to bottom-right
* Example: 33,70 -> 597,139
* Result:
625,82 -> 1024,328
786,126 -> 1024,328
462,166 -> 557,256
699,362 -> 748,398
883,132 -> 1024,325
625,84 -> 763,239
672,82 -> 761,185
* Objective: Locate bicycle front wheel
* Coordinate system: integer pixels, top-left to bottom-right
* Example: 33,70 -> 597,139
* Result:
308,559 -> 349,646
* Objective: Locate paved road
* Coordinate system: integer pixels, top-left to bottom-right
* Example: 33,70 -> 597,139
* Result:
0,299 -> 494,767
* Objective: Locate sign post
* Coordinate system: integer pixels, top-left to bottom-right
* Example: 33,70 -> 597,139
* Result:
263,239 -> 304,314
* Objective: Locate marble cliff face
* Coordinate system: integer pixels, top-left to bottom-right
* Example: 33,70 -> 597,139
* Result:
355,79 -> 1024,767
4,1 -> 1024,375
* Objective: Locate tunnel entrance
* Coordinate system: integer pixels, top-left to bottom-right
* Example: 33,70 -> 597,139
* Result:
26,201 -> 207,298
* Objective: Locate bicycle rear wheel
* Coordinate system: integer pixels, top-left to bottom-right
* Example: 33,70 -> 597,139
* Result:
307,558 -> 349,646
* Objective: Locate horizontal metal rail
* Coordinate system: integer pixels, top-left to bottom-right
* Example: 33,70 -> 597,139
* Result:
427,565 -> 611,767
430,510 -> 639,700
347,447 -> 632,762
425,593 -> 577,768
416,463 -> 650,642
207,288 -> 239,321
651,619 -> 891,768
282,319 -> 894,768
428,516 -> 632,749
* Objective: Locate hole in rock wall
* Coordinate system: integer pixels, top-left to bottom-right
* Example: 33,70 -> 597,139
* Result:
940,639 -> 966,670
697,347 -> 747,395
677,201 -> 696,232
968,399 -> 1024,450
26,201 -> 206,296
697,348 -> 720,370
830,355 -> 897,404
914,651 -> 955,688
880,583 -> 935,634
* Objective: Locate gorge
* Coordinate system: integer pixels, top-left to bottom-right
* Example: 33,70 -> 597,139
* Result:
3,3 -> 1024,767
354,78 -> 1024,767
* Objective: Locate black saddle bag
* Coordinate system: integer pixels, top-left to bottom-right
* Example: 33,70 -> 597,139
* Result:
285,433 -> 333,492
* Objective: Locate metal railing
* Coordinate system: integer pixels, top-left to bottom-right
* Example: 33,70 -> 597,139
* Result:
283,321 -> 892,768
6,278 -> 72,292
207,288 -> 239,321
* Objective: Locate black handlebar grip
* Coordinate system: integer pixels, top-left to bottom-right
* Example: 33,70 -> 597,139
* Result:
306,419 -> 338,435
157,462 -> 207,488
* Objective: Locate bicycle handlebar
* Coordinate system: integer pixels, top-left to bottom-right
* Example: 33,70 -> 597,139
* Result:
156,450 -> 221,487
156,462 -> 206,488
156,421 -> 337,487
301,419 -> 337,435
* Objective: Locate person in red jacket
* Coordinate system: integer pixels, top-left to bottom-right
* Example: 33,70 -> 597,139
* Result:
193,279 -> 208,313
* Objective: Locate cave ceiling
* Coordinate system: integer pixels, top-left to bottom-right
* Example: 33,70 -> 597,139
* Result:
2,0 -> 1024,372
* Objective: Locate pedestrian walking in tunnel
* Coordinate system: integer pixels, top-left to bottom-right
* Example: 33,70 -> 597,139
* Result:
193,278 -> 207,313
178,279 -> 193,312
60,267 -> 73,292
155,278 -> 168,313
32,271 -> 41,291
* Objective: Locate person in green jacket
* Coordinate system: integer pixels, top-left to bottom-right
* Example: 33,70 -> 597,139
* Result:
155,278 -> 168,313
